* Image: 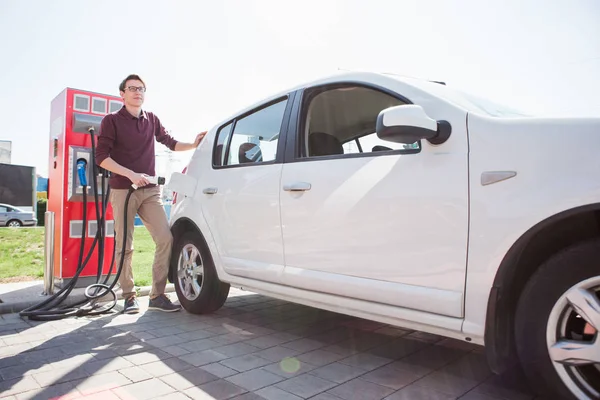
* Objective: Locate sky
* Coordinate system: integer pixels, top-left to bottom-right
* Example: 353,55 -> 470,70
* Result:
0,0 -> 598,178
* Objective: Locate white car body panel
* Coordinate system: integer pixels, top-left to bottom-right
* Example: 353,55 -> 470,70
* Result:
462,114 -> 600,339
168,71 -> 600,348
279,125 -> 469,318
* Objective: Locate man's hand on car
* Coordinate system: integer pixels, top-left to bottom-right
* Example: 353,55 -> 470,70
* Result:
194,131 -> 207,147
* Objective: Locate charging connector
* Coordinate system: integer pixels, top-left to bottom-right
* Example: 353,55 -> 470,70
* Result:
76,158 -> 88,187
132,175 -> 165,190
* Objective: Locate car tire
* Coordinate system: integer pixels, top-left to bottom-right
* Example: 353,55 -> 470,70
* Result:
171,230 -> 230,314
515,239 -> 600,400
7,220 -> 22,227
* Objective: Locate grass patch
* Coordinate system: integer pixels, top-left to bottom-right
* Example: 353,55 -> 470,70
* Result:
0,226 -> 157,287
0,228 -> 45,281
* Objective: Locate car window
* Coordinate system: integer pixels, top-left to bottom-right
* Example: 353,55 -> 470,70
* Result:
213,122 -> 233,167
0,206 -> 7,212
343,133 -> 420,154
301,85 -> 420,158
213,98 -> 288,167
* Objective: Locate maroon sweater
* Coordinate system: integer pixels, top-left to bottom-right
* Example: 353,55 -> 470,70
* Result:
95,106 -> 178,189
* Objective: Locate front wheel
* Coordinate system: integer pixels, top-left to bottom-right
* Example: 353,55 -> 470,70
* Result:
515,239 -> 600,399
7,220 -> 22,227
171,230 -> 230,314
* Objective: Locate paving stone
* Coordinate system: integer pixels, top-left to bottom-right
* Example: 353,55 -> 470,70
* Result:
90,349 -> 121,360
310,393 -> 345,400
0,376 -> 41,397
179,349 -> 229,367
226,369 -> 284,391
156,393 -> 194,400
339,353 -> 393,371
244,334 -> 295,349
296,349 -> 345,367
30,363 -> 89,387
470,368 -> 536,400
255,385 -> 303,400
112,378 -> 176,400
399,345 -> 467,370
367,338 -> 428,360
82,356 -> 134,375
231,392 -> 269,400
201,363 -> 239,379
68,390 -> 121,400
118,365 -> 154,383
177,329 -> 216,341
441,353 -> 493,383
384,384 -> 456,400
122,349 -> 173,365
253,346 -> 301,363
262,359 -> 317,379
327,377 -> 395,400
179,338 -> 221,353
14,381 -> 80,400
140,357 -> 194,377
413,370 -> 480,397
162,345 -> 190,357
185,379 -> 247,400
274,373 -> 337,398
459,391 -> 508,400
214,343 -> 261,357
309,362 -> 367,384
281,338 -> 326,353
360,364 -> 422,390
220,354 -> 272,372
152,326 -> 187,337
72,371 -> 132,396
145,335 -> 188,348
160,367 -> 219,391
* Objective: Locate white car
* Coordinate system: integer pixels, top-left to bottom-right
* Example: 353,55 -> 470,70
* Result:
167,71 -> 600,400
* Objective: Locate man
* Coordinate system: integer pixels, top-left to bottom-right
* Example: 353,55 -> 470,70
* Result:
95,74 -> 205,314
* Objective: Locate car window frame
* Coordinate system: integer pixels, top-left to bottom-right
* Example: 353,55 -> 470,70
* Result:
211,92 -> 296,170
283,81 -> 422,164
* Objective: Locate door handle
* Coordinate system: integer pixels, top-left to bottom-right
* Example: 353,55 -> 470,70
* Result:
283,182 -> 311,192
203,187 -> 218,194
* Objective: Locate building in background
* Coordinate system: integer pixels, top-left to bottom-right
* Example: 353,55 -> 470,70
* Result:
0,140 -> 11,164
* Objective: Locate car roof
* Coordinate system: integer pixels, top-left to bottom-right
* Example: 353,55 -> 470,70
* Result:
210,71 -> 437,130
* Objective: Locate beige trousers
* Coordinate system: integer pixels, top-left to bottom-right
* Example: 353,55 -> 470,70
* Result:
110,186 -> 173,300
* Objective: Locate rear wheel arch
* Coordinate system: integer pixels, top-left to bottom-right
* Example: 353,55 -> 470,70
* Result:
484,203 -> 600,373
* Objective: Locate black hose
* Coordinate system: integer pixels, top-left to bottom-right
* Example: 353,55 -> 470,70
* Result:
20,186 -> 133,320
19,126 -> 134,321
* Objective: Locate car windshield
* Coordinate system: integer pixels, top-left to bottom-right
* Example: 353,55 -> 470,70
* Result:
389,75 -> 531,117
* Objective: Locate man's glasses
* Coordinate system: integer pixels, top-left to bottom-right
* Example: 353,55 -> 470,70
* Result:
126,86 -> 146,93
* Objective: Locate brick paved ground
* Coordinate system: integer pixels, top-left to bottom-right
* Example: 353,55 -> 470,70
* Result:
0,288 -> 539,399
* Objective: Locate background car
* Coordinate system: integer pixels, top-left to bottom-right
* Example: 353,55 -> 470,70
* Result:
166,71 -> 600,400
0,203 -> 37,227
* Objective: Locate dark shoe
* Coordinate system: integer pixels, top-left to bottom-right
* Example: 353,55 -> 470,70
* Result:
148,294 -> 181,312
123,296 -> 140,314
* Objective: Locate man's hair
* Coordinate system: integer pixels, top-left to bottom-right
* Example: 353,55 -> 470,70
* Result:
119,74 -> 146,92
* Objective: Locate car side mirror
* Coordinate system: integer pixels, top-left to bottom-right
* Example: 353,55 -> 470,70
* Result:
376,105 -> 451,145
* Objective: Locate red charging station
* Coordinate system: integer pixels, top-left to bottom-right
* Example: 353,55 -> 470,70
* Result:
48,88 -> 123,288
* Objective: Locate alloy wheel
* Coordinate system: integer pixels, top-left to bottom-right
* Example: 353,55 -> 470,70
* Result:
176,243 -> 204,301
547,276 -> 600,398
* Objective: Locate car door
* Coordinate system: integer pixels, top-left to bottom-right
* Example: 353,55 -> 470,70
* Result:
279,82 -> 469,318
198,94 -> 295,284
0,206 -> 7,226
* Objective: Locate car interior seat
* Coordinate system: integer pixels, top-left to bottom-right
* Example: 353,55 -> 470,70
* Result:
308,132 -> 344,157
238,142 -> 263,163
372,145 -> 392,152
